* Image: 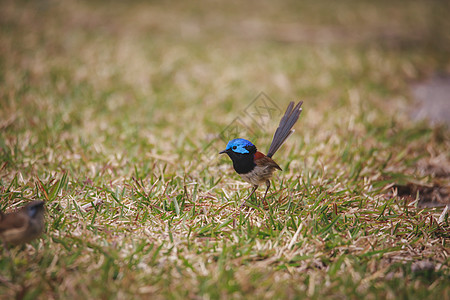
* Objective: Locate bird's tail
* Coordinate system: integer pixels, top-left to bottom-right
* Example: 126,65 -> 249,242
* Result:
266,101 -> 303,158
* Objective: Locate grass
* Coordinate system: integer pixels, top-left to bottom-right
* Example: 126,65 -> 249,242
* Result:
1,0 -> 449,298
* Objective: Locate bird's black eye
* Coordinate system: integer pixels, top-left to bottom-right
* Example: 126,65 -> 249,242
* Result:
232,146 -> 237,150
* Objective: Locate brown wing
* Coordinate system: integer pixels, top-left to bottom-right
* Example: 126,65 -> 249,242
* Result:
254,155 -> 282,171
0,212 -> 28,233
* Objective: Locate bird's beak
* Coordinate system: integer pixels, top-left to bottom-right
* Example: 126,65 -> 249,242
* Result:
219,149 -> 227,154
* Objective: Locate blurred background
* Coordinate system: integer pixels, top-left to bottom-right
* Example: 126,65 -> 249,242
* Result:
1,0 -> 449,172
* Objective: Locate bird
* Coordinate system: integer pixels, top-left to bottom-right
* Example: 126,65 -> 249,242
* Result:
0,200 -> 46,247
220,101 -> 303,207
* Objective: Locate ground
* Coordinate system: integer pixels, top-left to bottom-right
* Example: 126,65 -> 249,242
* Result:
0,0 -> 449,299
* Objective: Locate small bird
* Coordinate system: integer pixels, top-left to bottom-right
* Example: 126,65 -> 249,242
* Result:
0,200 -> 46,247
220,101 -> 303,206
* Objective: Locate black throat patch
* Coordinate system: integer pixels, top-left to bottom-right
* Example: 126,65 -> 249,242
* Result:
226,144 -> 257,174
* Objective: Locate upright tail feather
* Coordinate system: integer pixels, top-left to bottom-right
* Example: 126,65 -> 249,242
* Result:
266,101 -> 303,158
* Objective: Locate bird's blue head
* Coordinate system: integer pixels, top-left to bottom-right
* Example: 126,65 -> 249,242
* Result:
219,138 -> 256,155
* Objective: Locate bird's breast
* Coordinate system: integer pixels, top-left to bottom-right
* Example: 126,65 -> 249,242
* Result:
239,164 -> 278,185
231,154 -> 256,174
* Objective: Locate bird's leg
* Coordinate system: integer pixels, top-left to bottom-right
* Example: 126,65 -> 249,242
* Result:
438,204 -> 449,224
246,185 -> 258,200
241,185 -> 258,208
262,180 -> 271,205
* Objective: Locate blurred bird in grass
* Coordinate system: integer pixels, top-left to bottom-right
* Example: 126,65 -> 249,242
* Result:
0,201 -> 45,248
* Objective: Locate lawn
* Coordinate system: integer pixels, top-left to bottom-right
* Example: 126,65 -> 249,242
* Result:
0,0 -> 449,299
